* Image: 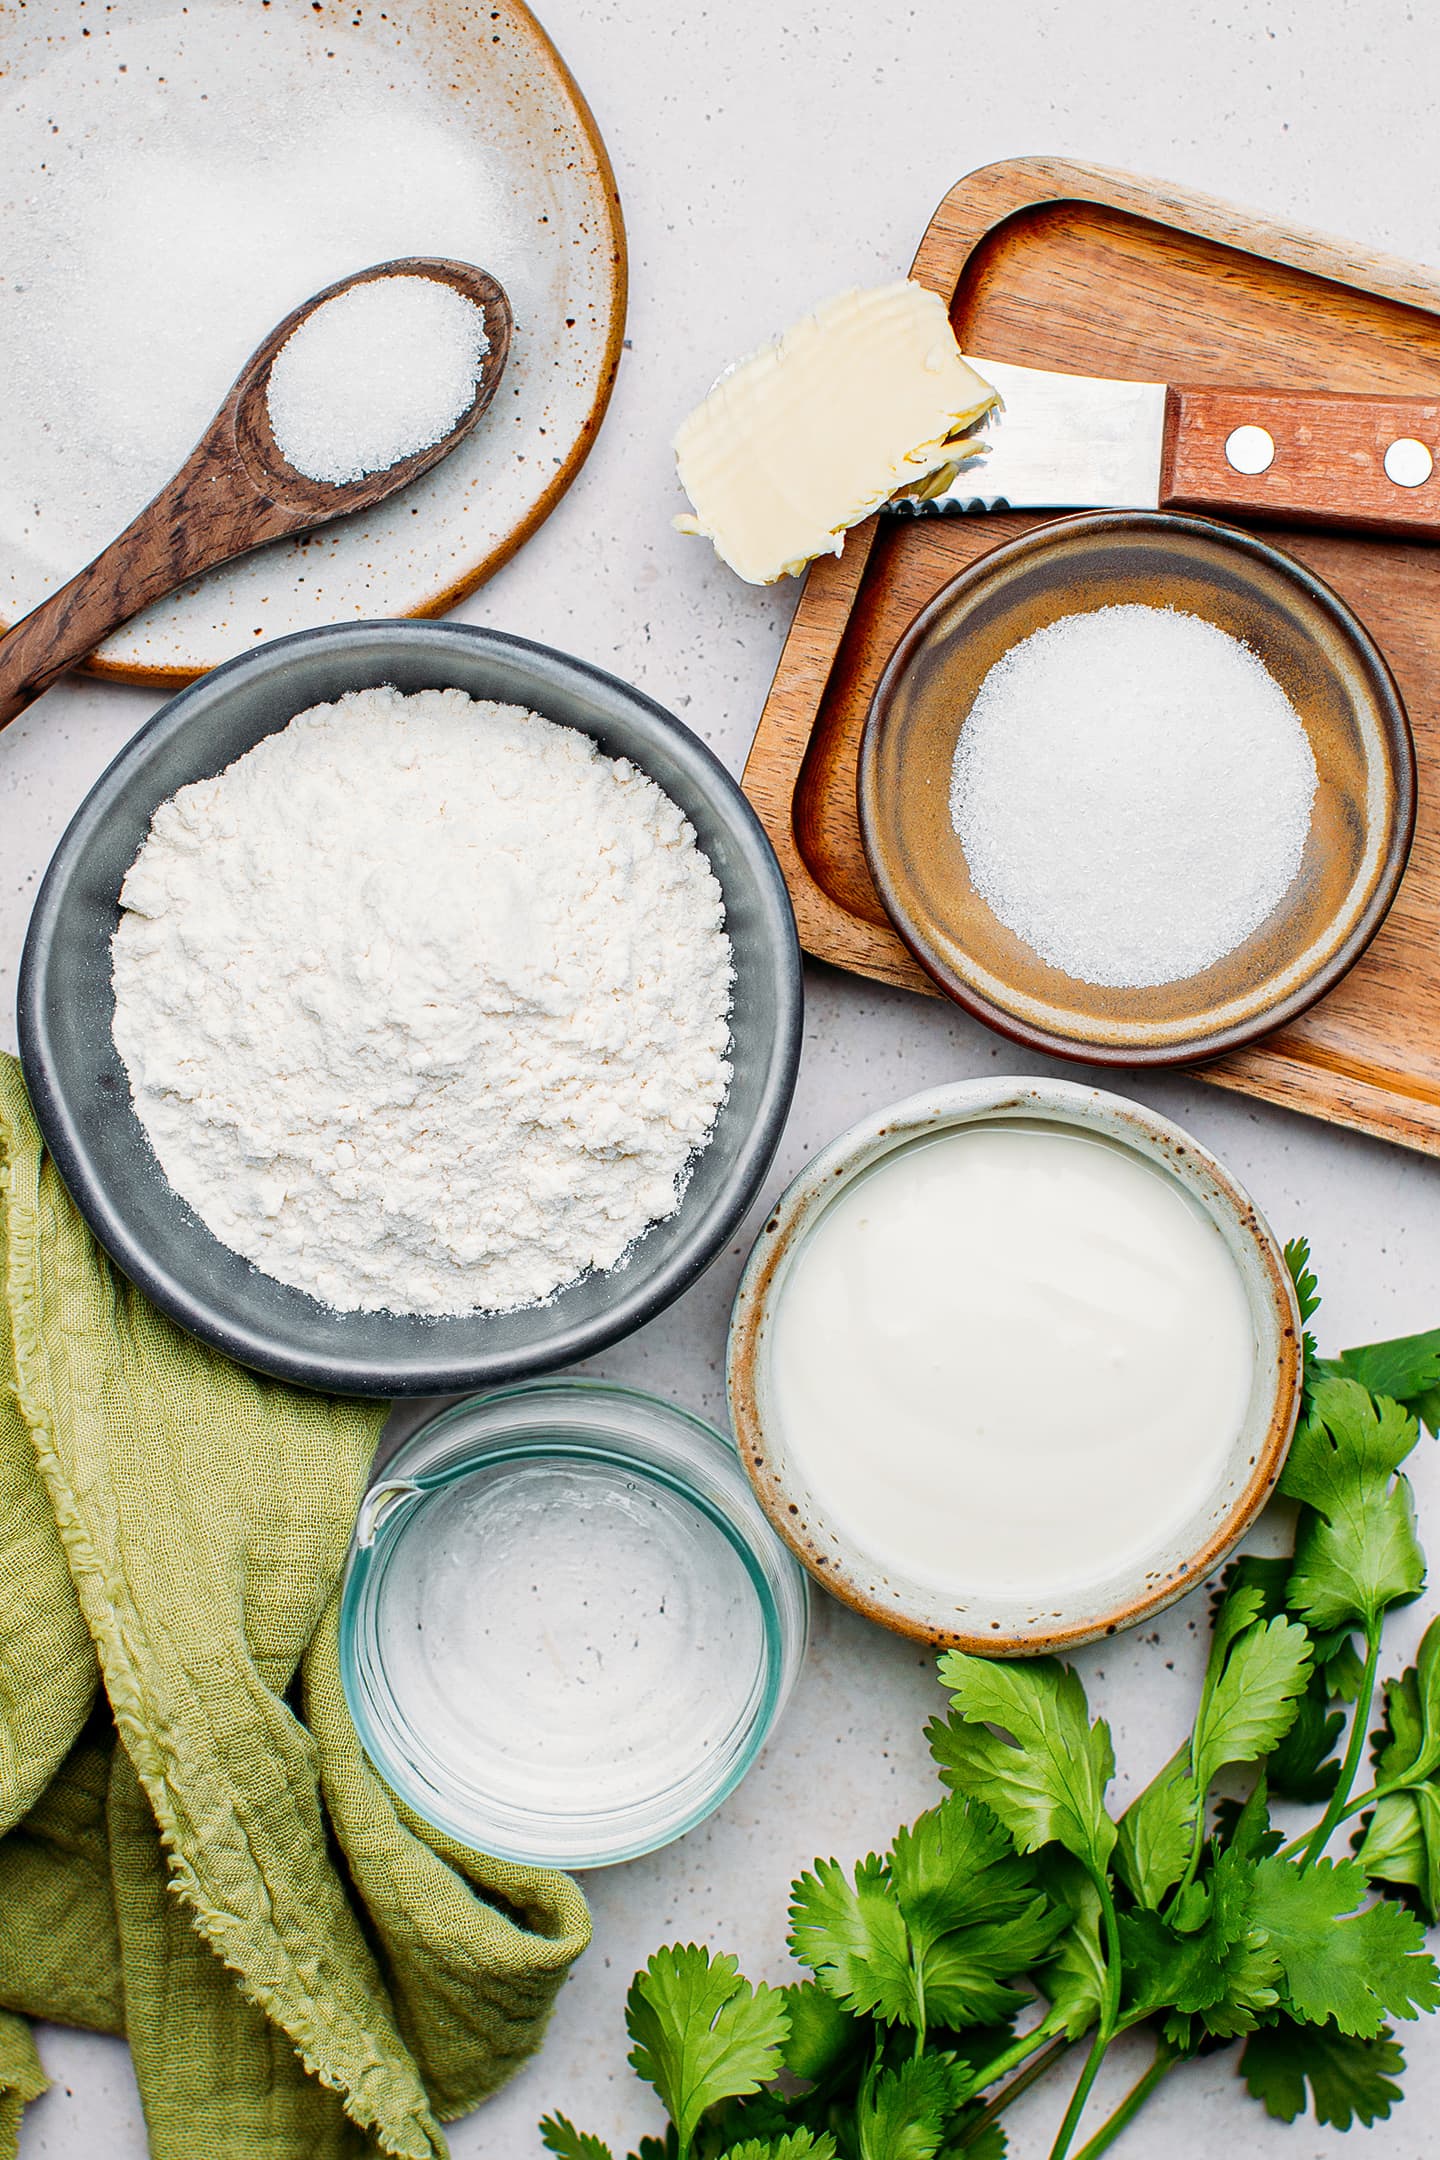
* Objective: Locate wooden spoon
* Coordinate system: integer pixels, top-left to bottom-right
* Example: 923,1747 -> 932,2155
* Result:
0,258 -> 512,730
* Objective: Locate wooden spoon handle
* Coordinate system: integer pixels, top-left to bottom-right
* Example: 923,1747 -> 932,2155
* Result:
1161,387 -> 1440,536
0,424 -> 302,732
0,493 -> 187,728
0,261 -> 513,731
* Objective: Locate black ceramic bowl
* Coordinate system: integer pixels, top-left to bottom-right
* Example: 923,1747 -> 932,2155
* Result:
19,621 -> 802,1397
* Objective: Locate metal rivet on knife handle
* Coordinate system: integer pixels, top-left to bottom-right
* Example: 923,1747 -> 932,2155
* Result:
1225,424 -> 1276,476
1159,385 -> 1440,537
1384,437 -> 1434,488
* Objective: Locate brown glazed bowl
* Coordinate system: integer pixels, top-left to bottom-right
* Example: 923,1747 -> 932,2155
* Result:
857,511 -> 1415,1066
726,1077 -> 1303,1654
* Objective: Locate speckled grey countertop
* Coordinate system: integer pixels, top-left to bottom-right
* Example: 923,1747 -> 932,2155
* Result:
7,1 -> 1440,2153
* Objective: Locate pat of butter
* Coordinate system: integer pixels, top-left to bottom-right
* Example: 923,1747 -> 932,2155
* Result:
672,281 -> 998,585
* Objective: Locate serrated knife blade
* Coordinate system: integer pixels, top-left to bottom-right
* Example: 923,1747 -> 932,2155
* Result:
890,357 -> 1168,515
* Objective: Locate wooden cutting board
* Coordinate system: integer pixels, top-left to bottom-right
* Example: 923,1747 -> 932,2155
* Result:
741,157 -> 1440,1155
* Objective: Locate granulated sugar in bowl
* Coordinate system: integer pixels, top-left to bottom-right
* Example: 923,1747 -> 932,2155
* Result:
948,604 -> 1318,989
857,510 -> 1415,1067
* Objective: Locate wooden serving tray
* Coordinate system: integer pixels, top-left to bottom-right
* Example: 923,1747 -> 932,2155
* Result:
742,158 -> 1440,1155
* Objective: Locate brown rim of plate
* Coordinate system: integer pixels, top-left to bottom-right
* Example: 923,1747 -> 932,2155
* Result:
725,1079 -> 1304,1656
6,0 -> 628,691
857,511 -> 1417,1069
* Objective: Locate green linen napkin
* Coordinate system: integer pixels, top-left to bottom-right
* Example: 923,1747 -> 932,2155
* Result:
0,1053 -> 590,2157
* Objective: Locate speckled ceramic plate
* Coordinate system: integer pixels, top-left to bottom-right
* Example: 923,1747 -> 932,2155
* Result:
858,513 -> 1416,1066
0,0 -> 625,684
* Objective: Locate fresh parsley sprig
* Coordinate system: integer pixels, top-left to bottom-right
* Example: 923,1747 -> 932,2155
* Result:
542,1242 -> 1440,2159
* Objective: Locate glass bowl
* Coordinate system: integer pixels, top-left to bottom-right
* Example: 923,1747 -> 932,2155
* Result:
340,1380 -> 809,1867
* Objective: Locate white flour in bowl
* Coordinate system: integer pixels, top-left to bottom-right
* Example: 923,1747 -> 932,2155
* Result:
110,687 -> 734,1316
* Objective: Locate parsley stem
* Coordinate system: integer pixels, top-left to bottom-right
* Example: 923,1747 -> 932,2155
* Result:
1172,1751 -> 1210,1908
955,2034 -> 1073,2148
964,2011 -> 1067,2096
1277,1763 -> 1431,1862
1299,1619 -> 1383,1867
1068,2042 -> 1175,2160
1044,1874 -> 1123,2160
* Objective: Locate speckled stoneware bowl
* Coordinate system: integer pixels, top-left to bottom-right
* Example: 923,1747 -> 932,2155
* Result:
20,620 -> 802,1398
858,512 -> 1415,1066
727,1077 -> 1302,1654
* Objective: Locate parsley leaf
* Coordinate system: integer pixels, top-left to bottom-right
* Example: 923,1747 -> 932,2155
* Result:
539,2116 -> 615,2160
778,1982 -> 865,2086
1115,1600 -> 1310,1908
1356,1787 -> 1440,1922
1285,1236 -> 1320,1322
1209,1558 -> 1344,1799
890,1794 -> 1046,1943
1371,1663 -> 1429,1782
1354,1633 -> 1440,1920
1285,1236 -> 1321,1370
788,1855 -> 913,2025
1324,1631 -> 1371,1699
1248,1857 -> 1440,2035
789,1800 -> 1064,2033
930,1656 -> 1115,1874
1240,2018 -> 1406,2128
724,2136 -> 838,2160
1120,1787 -> 1284,2041
1113,1746 -> 1195,1911
1332,1329 -> 1440,1433
1372,1616 -> 1440,1786
625,1946 -> 789,2152
1120,1838 -> 1281,2039
1281,1377 -> 1424,1631
919,1904 -> 1066,2029
890,1795 -> 1065,2024
1192,1608 -> 1313,1793
945,2120 -> 1008,2160
1035,1858 -> 1106,2039
855,2055 -> 954,2160
1266,1669 -> 1345,1804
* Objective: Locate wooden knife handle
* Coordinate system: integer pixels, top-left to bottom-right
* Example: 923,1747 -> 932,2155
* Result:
1160,387 -> 1440,537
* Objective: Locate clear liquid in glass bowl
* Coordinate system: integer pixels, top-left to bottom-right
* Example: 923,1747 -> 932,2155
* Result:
340,1381 -> 809,1866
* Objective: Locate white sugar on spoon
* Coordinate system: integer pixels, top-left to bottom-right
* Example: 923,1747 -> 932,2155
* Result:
266,275 -> 492,484
949,605 -> 1318,988
0,261 -> 510,731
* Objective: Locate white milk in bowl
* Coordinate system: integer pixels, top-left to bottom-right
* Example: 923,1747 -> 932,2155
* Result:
763,1119 -> 1258,1603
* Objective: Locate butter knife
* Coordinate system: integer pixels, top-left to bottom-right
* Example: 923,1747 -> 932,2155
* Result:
889,357 -> 1440,537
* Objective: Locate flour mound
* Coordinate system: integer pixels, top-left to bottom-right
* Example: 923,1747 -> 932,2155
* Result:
110,687 -> 735,1316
